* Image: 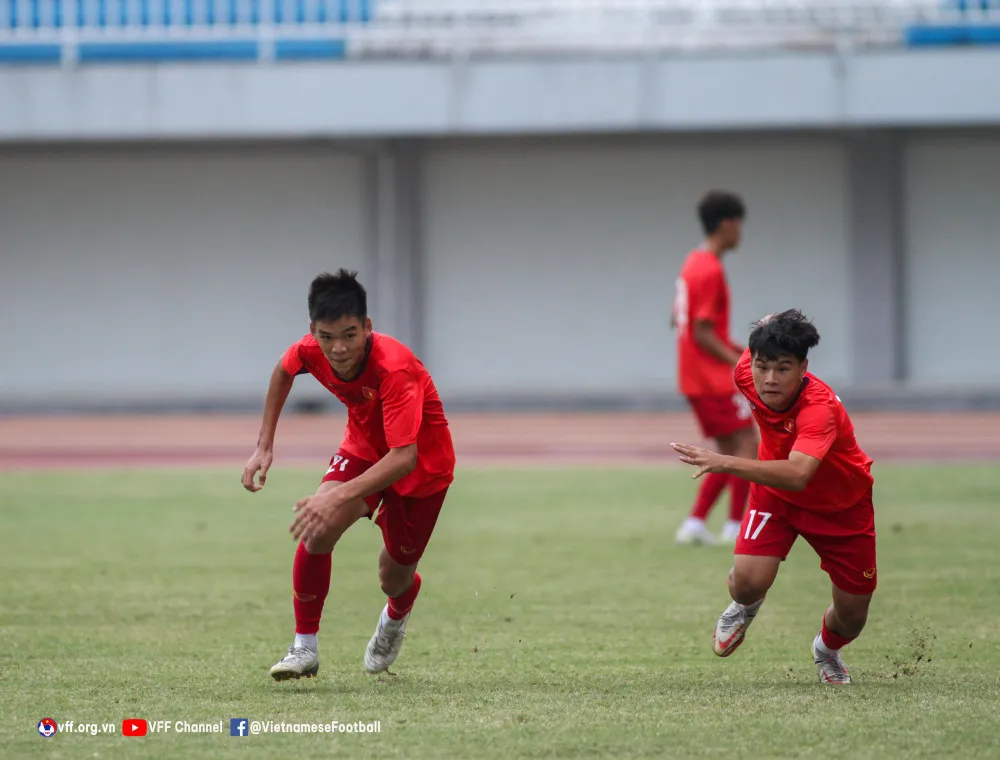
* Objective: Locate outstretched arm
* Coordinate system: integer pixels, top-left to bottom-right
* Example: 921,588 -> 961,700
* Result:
242,362 -> 295,492
671,403 -> 836,492
670,443 -> 821,492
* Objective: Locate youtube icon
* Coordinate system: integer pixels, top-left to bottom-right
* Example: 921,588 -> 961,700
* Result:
122,719 -> 148,737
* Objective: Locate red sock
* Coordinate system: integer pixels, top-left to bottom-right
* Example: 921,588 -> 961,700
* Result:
292,542 -> 332,635
728,476 -> 750,522
387,572 -> 421,621
690,472 -> 729,520
821,614 -> 855,651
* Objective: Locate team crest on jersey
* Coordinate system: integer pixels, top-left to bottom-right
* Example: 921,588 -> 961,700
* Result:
783,419 -> 795,433
362,386 -> 377,401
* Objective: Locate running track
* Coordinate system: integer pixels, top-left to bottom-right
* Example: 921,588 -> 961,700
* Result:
1,412 -> 998,470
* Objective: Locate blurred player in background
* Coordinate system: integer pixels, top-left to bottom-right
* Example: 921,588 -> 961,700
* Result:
671,310 -> 876,684
242,269 -> 455,681
671,190 -> 758,545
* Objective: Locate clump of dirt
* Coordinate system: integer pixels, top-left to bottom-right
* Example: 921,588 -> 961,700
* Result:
886,623 -> 936,679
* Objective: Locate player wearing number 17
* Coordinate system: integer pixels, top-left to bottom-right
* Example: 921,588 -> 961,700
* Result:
670,310 -> 876,684
241,269 -> 456,681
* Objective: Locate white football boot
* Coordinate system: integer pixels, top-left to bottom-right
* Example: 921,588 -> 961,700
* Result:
712,599 -> 763,657
364,604 -> 408,674
269,645 -> 319,681
813,635 -> 852,684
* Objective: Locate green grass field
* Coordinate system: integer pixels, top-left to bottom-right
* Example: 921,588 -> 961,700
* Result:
4,464 -> 999,759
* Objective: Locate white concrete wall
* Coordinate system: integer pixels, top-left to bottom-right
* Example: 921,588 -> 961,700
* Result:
421,137 -> 852,398
0,146 -> 368,405
7,134 -> 997,407
903,135 -> 1000,386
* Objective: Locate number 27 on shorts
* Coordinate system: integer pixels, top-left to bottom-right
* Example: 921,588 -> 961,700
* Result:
744,510 -> 772,540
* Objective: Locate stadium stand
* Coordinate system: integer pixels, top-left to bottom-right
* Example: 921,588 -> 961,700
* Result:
0,0 -> 998,65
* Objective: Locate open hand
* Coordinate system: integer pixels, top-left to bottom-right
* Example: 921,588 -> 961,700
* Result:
289,489 -> 343,543
670,442 -> 727,479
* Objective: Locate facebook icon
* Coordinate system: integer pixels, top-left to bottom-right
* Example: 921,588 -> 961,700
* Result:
230,719 -> 248,737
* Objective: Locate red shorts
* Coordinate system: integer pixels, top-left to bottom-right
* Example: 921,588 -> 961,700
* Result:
735,484 -> 878,595
321,450 -> 447,566
687,393 -> 754,439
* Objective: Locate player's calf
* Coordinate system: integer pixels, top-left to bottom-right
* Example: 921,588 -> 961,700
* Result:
826,593 -> 871,640
378,547 -> 417,599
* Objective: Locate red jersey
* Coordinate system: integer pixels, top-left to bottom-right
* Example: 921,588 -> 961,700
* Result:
734,351 -> 874,512
281,332 -> 455,498
674,250 -> 737,397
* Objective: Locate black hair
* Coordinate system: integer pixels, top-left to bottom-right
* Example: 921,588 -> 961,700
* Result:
308,269 -> 367,324
748,309 -> 820,362
697,190 -> 746,235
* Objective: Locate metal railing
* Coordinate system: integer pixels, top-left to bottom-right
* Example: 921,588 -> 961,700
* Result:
1,0 -> 999,61
0,1 -> 373,30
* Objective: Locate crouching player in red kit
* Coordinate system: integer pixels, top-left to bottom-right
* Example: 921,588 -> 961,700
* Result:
241,269 -> 456,681
670,310 -> 876,684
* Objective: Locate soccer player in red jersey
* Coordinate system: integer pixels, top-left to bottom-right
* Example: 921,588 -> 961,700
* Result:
670,310 -> 876,684
671,191 -> 757,546
241,269 -> 456,681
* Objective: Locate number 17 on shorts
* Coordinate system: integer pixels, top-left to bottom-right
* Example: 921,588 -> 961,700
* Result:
734,505 -> 794,558
744,510 -> 772,540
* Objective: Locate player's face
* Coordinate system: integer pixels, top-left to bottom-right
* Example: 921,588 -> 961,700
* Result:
751,353 -> 807,411
312,316 -> 372,379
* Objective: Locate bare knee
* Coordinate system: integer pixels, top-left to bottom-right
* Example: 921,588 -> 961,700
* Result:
300,492 -> 369,553
730,575 -> 769,605
303,514 -> 355,553
729,565 -> 774,605
304,534 -> 337,554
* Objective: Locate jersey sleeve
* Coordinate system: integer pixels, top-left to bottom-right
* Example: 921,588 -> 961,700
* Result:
381,369 -> 424,449
280,341 -> 307,376
792,401 -> 838,461
733,350 -> 753,393
690,266 -> 725,325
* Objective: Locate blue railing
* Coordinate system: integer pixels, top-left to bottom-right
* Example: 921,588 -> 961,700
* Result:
0,1 -> 998,66
0,0 -> 372,63
906,0 -> 1000,45
0,0 -> 372,29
